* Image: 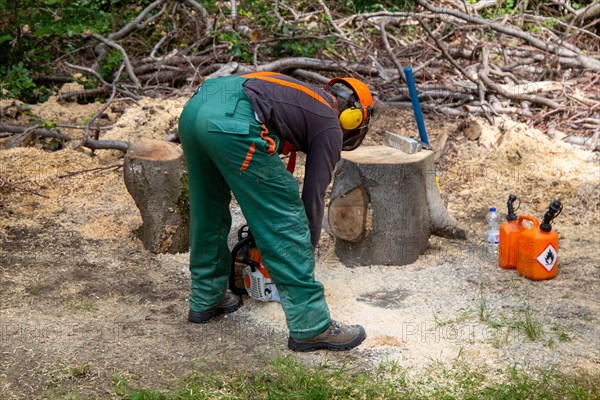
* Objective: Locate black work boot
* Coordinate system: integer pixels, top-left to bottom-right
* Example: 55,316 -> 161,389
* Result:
188,292 -> 243,324
288,320 -> 366,352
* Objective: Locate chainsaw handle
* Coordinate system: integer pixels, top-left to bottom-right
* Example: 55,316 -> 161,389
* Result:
229,234 -> 255,295
237,224 -> 252,240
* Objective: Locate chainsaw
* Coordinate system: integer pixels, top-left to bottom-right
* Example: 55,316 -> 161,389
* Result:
229,225 -> 280,302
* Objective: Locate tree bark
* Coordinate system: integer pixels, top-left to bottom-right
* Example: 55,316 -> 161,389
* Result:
328,146 -> 465,266
123,138 -> 189,254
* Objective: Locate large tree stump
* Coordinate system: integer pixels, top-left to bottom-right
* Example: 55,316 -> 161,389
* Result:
328,145 -> 465,266
123,138 -> 189,254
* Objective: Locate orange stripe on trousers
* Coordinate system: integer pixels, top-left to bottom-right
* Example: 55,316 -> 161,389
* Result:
240,143 -> 256,170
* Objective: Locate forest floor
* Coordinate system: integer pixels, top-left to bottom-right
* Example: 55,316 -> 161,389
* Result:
0,92 -> 598,398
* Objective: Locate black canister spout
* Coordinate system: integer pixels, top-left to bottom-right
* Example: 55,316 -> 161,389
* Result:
506,194 -> 518,221
540,200 -> 562,232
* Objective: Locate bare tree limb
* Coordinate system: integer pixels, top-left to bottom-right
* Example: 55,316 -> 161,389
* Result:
290,69 -> 330,84
379,19 -> 405,83
79,65 -> 130,152
416,17 -> 481,88
183,0 -> 213,36
572,1 -> 600,25
0,176 -> 49,198
88,33 -> 141,88
469,0 -> 499,12
64,62 -> 110,86
415,0 -> 600,71
319,0 -> 358,60
109,0 -> 165,40
253,57 -> 378,75
479,48 -> 561,109
0,124 -> 71,142
58,164 -> 123,179
273,0 -> 286,29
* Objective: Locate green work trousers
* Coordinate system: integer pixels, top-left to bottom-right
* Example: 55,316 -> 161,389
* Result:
178,76 -> 331,339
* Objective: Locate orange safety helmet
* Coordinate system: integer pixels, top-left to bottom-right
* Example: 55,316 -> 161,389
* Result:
325,77 -> 374,151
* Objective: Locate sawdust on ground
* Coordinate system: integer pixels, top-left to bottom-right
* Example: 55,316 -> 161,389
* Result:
0,93 -> 598,396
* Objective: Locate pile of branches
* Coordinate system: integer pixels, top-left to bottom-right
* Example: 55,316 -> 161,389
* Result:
8,0 -> 600,151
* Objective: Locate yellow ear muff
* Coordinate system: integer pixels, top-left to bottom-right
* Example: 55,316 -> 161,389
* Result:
339,107 -> 363,130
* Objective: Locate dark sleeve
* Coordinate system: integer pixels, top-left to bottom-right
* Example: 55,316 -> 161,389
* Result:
302,127 -> 343,247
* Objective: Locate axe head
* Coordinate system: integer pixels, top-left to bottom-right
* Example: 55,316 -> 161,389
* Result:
384,131 -> 424,154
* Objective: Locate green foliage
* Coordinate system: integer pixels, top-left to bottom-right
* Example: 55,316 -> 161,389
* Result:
347,0 -> 414,12
100,50 -> 124,83
219,31 -> 253,64
1,63 -> 35,98
275,36 -> 337,58
1,62 -> 49,102
0,0 -> 153,102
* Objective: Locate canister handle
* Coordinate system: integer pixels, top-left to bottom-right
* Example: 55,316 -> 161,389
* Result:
518,215 -> 540,229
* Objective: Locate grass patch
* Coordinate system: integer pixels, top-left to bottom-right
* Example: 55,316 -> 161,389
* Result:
114,356 -> 599,400
59,294 -> 98,312
514,305 -> 545,341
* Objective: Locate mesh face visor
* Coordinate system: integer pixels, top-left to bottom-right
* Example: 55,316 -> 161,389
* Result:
325,79 -> 373,151
341,109 -> 372,151
327,82 -> 358,110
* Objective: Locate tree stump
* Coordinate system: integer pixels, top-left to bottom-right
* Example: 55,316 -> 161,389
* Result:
123,138 -> 189,254
328,145 -> 465,266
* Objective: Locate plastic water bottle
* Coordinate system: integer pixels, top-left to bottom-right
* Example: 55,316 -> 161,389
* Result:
486,207 -> 500,260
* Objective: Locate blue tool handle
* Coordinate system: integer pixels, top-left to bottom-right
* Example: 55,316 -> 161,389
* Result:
404,67 -> 429,146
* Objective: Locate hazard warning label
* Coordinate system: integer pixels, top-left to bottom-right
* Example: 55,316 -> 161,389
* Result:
536,244 -> 558,272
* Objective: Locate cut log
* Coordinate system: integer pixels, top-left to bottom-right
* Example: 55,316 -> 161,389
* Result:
328,145 -> 465,266
123,138 -> 189,254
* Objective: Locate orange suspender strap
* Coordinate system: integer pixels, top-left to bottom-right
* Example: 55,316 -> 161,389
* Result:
241,72 -> 327,173
242,72 -> 333,110
242,71 -> 282,78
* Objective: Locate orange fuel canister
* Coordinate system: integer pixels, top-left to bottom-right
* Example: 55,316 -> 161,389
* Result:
499,194 -> 524,269
516,200 -> 562,281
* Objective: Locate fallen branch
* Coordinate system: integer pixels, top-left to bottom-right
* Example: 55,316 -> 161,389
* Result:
562,131 -> 600,151
385,101 -> 534,117
0,124 -> 71,142
379,19 -> 405,83
109,0 -> 165,41
58,164 -> 123,179
415,0 -> 600,71
319,0 -> 358,60
479,48 -> 561,109
91,0 -> 166,71
247,57 -> 378,75
416,17 -> 481,88
0,176 -> 49,198
79,64 -> 130,153
183,0 -> 213,36
291,69 -> 330,84
88,33 -> 141,88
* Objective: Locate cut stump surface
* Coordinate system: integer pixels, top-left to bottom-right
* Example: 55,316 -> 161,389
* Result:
123,138 -> 189,254
329,146 -> 465,266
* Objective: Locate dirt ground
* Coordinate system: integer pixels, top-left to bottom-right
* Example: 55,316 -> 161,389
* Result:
0,92 -> 598,398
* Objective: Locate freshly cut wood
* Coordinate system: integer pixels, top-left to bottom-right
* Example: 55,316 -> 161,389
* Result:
2,131 -> 34,149
329,146 -> 465,266
123,138 -> 189,254
327,186 -> 370,243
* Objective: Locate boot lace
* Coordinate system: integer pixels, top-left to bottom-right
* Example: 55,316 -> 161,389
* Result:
326,320 -> 343,335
